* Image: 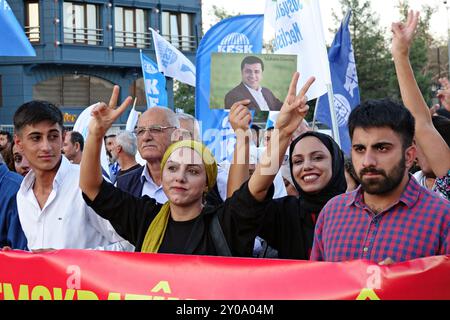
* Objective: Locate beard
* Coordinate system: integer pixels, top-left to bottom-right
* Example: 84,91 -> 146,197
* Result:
357,156 -> 406,195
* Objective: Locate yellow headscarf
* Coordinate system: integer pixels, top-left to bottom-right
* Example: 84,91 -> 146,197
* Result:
141,140 -> 217,253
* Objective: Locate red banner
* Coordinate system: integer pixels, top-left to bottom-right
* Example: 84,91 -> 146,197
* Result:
0,250 -> 449,300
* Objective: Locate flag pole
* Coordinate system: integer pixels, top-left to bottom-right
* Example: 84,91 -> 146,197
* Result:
312,97 -> 320,131
326,83 -> 341,148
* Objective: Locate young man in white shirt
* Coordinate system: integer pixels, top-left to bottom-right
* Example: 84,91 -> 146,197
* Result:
13,100 -> 133,251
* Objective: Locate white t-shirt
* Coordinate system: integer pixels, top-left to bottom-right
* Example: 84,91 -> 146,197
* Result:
17,156 -> 134,251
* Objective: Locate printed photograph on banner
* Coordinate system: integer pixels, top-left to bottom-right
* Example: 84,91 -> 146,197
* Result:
209,53 -> 297,111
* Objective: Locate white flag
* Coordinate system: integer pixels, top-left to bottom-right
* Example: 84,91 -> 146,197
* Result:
265,0 -> 331,100
124,104 -> 147,166
73,103 -> 110,177
125,106 -> 139,132
151,28 -> 196,87
72,103 -> 96,139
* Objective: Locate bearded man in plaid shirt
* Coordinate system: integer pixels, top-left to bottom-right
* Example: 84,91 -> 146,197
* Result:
311,99 -> 449,264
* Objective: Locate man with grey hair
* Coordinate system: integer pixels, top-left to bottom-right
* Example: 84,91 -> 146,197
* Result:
173,112 -> 201,141
112,131 -> 141,180
116,107 -> 179,203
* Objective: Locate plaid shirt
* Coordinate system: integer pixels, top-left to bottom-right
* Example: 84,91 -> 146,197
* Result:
311,176 -> 450,262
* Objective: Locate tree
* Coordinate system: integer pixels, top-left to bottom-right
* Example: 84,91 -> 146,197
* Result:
202,5 -> 238,34
174,6 -> 238,117
386,1 -> 436,105
332,0 -> 438,105
173,80 -> 196,115
332,0 -> 392,101
212,5 -> 235,21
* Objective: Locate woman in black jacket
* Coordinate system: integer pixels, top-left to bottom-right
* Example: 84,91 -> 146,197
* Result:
256,131 -> 346,259
80,74 -> 314,257
228,103 -> 346,260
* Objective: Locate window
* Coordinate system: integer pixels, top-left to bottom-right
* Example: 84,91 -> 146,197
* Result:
25,1 -> 40,43
161,12 -> 195,51
129,78 -> 147,109
114,7 -> 149,48
33,75 -> 114,107
63,2 -> 102,45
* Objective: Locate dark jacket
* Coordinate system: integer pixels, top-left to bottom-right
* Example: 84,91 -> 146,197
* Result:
83,180 -> 274,257
258,132 -> 347,260
0,164 -> 28,250
224,82 -> 283,111
115,165 -> 145,198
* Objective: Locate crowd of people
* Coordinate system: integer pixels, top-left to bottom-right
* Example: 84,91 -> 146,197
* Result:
0,11 -> 449,265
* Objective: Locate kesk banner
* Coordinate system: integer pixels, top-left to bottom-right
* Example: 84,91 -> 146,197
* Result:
1,250 -> 449,300
195,15 -> 264,162
140,51 -> 168,109
264,0 -> 331,100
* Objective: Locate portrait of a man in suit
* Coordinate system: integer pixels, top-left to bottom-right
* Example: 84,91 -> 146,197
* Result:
224,56 -> 283,111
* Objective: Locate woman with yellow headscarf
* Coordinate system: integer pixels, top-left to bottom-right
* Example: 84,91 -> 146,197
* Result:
80,86 -> 277,257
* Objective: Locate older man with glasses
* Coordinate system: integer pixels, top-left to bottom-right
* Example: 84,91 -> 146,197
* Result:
116,107 -> 179,203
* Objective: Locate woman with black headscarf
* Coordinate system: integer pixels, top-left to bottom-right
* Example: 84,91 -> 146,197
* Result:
256,131 -> 347,260
228,106 -> 347,260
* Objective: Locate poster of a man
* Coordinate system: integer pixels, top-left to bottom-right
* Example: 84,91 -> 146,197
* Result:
225,56 -> 282,111
210,53 -> 297,111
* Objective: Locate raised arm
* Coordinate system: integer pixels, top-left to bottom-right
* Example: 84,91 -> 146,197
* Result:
391,10 -> 450,177
227,99 -> 252,198
80,86 -> 132,200
248,72 -> 315,201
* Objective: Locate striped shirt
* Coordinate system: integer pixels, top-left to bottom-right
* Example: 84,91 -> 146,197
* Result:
311,176 -> 450,262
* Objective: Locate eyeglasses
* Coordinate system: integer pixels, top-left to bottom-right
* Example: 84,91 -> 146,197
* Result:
134,125 -> 176,137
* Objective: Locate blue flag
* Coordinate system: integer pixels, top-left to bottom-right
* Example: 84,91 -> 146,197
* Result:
195,15 -> 264,162
316,11 -> 360,155
140,51 -> 168,109
0,0 -> 36,56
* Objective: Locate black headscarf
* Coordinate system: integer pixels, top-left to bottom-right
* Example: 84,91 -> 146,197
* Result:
289,131 -> 347,213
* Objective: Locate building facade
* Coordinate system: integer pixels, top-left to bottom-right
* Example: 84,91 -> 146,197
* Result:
0,0 -> 201,127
